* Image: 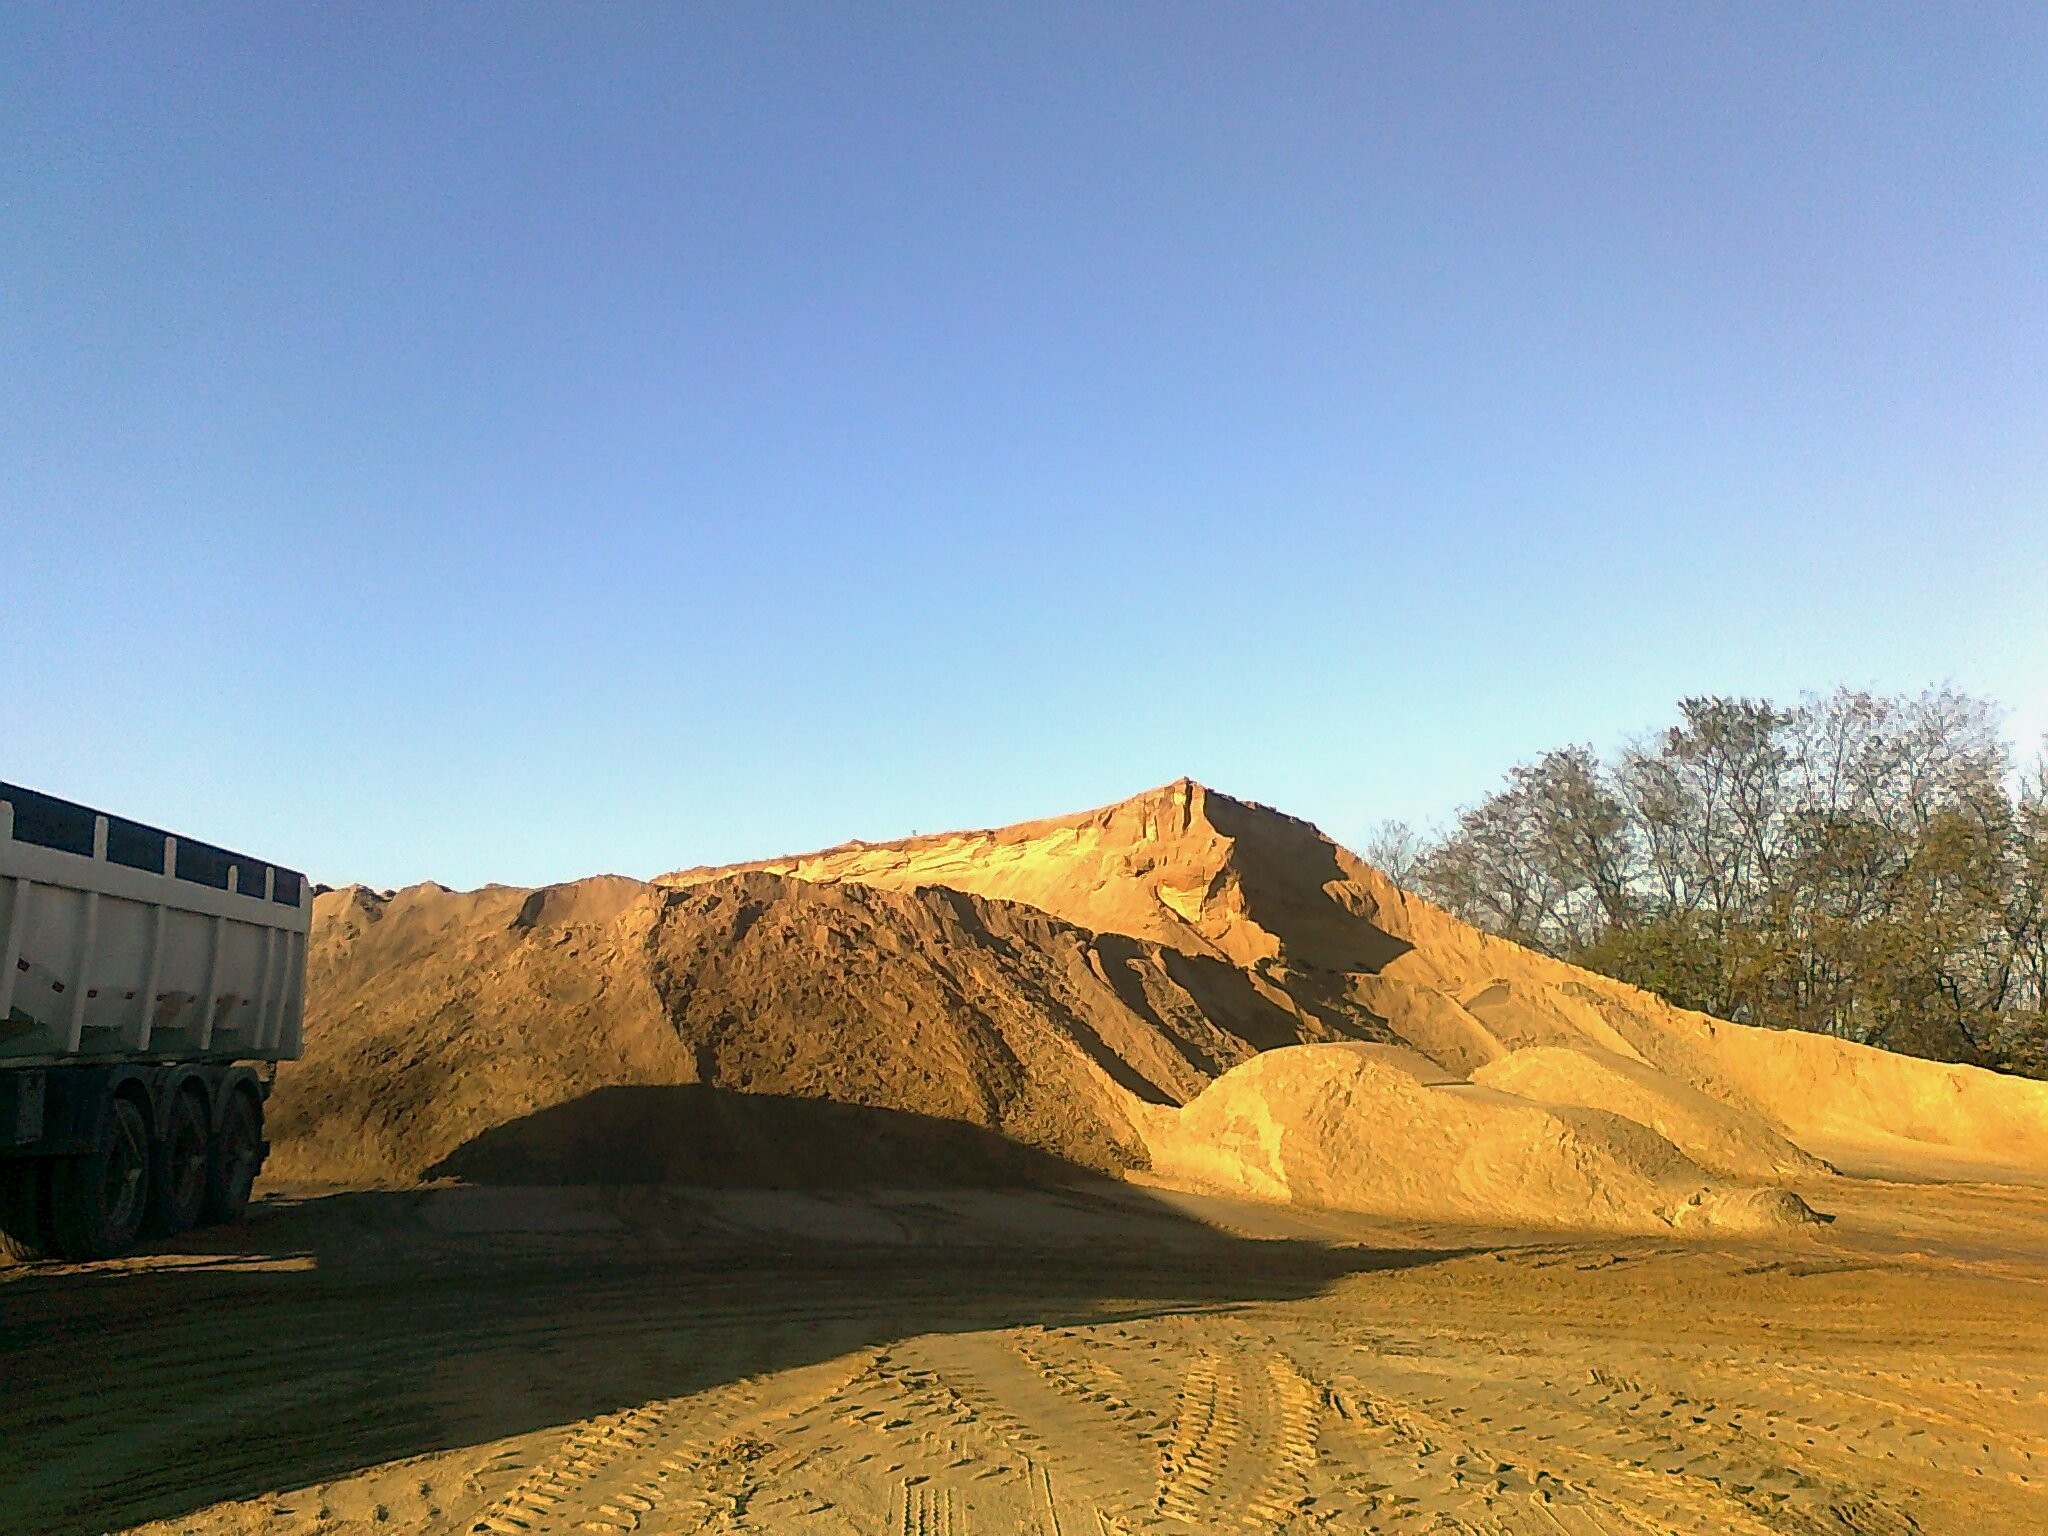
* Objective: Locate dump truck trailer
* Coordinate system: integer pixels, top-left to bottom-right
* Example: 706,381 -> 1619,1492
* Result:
0,782 -> 309,1261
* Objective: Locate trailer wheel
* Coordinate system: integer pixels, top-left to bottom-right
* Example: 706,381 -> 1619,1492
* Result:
0,1158 -> 56,1262
50,1093 -> 152,1262
144,1088 -> 211,1237
202,1089 -> 263,1226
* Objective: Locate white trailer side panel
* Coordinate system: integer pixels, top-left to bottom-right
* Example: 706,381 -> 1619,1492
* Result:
0,796 -> 309,1067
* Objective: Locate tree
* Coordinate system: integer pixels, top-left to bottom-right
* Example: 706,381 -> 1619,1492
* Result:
1362,820 -> 1426,889
1408,689 -> 2046,1076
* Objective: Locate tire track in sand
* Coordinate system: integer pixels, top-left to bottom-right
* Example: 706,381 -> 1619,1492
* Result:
1319,1370 -> 1830,1536
467,1348 -> 879,1535
1154,1342 -> 1320,1530
892,1330 -> 1164,1535
893,1476 -> 966,1536
467,1402 -> 676,1535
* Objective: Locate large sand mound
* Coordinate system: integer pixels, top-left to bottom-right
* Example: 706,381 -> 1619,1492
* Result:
279,779 -> 2048,1229
276,868 -> 1375,1184
666,780 -> 2048,1188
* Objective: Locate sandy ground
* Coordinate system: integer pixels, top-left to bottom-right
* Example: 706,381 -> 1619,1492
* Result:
5,1175 -> 2047,1536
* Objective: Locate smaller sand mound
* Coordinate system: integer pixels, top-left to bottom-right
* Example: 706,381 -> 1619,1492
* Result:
1349,975 -> 1507,1077
1461,978 -> 1651,1061
1140,1042 -> 1743,1233
1473,1046 -> 1828,1182
1654,1018 -> 2048,1183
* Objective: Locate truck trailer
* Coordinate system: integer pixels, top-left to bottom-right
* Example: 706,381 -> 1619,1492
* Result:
0,782 -> 309,1261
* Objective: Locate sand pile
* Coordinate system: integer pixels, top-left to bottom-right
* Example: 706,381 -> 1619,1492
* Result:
279,778 -> 2048,1228
274,867 -> 1375,1184
1470,1046 -> 1827,1182
667,780 -> 2048,1189
1138,1042 -> 1824,1233
663,777 -> 1414,977
276,878 -> 679,1183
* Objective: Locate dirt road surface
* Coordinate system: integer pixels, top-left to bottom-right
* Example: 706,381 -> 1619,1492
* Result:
5,1177 -> 2047,1536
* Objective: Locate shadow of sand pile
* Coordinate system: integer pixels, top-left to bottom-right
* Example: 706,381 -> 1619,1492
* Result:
273,779 -> 2048,1233
427,1084 -> 1097,1189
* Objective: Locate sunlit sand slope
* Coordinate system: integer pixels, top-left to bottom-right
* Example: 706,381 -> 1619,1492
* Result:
1137,1041 -> 1824,1233
1471,1045 -> 1827,1182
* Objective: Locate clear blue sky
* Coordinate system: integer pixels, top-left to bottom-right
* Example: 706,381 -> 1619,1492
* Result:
4,5 -> 2044,890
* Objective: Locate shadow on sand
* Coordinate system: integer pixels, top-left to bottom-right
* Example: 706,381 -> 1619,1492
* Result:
1,1088 -> 1465,1535
424,1082 -> 1108,1187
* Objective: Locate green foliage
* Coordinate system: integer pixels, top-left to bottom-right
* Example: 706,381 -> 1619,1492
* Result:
1407,688 -> 2048,1077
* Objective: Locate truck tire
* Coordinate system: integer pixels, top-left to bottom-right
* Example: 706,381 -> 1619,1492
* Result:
0,1158 -> 56,1261
201,1088 -> 262,1226
144,1087 -> 211,1237
50,1093 -> 152,1261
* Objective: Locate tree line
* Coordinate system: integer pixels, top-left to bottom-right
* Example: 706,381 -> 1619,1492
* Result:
1371,689 -> 2048,1076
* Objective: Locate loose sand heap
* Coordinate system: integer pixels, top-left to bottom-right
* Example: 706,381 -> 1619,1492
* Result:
275,779 -> 2048,1232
